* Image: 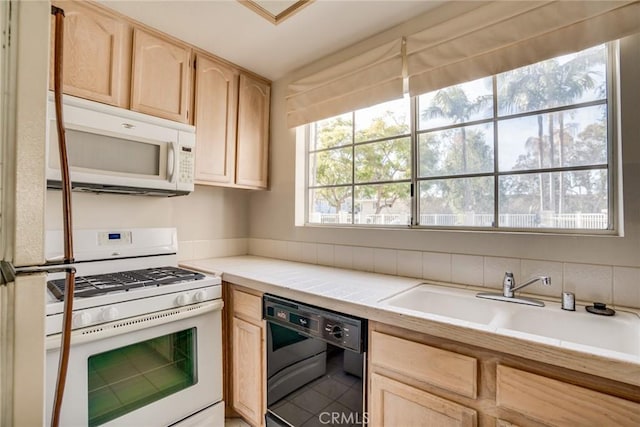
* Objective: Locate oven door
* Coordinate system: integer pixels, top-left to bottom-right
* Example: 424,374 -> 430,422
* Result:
45,300 -> 223,427
265,321 -> 366,427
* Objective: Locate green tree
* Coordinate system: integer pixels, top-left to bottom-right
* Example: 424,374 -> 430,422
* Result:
311,117 -> 353,215
564,121 -> 608,213
421,87 -> 491,212
504,120 -> 607,217
422,87 -> 491,176
311,108 -> 410,221
435,129 -> 493,215
498,46 -> 605,212
354,112 -> 410,215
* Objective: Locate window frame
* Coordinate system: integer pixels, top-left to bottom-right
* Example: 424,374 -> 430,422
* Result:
306,102 -> 413,226
303,42 -> 620,235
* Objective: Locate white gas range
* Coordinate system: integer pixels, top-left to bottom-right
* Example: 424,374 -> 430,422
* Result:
44,228 -> 224,427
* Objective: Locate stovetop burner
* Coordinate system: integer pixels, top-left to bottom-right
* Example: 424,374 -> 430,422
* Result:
47,266 -> 206,301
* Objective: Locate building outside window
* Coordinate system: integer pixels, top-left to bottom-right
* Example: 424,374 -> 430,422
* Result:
305,43 -> 614,232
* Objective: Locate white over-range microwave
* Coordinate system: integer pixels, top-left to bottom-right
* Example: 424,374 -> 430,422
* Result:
47,93 -> 196,196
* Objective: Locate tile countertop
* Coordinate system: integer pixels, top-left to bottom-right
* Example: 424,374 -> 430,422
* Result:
181,256 -> 640,387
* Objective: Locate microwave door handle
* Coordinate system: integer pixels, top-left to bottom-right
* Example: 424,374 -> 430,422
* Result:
167,141 -> 177,183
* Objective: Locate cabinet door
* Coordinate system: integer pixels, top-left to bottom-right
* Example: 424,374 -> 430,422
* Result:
236,74 -> 270,188
496,365 -> 640,427
370,331 -> 478,399
50,1 -> 131,107
232,316 -> 265,426
369,373 -> 477,427
193,55 -> 239,184
131,29 -> 191,123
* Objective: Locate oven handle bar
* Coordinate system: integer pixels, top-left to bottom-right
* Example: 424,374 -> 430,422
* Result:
45,299 -> 223,350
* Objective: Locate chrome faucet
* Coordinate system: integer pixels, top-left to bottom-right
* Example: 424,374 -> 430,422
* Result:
502,272 -> 551,298
477,272 -> 551,307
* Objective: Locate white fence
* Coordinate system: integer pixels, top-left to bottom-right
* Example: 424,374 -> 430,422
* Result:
310,212 -> 608,229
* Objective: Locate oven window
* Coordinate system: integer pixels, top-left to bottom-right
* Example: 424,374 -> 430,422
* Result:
270,323 -> 308,352
87,328 -> 197,426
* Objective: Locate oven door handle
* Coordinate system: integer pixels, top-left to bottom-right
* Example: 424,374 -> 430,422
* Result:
46,300 -> 223,350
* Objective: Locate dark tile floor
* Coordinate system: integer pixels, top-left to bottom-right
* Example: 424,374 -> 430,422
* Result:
270,349 -> 364,427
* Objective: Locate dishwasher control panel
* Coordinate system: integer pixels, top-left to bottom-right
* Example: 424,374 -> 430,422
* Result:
263,294 -> 365,353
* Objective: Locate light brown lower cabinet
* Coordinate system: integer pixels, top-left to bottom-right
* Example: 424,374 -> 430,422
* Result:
368,321 -> 640,427
227,284 -> 265,427
496,365 -> 640,427
232,317 -> 264,426
370,330 -> 478,399
222,302 -> 640,427
369,373 -> 477,427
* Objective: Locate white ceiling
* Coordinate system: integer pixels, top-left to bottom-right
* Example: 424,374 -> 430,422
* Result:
99,0 -> 443,81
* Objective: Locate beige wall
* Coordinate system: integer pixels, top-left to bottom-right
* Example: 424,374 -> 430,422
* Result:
46,184 -> 251,239
250,25 -> 640,269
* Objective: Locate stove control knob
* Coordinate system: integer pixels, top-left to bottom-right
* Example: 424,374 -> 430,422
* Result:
193,290 -> 207,303
175,293 -> 191,306
101,307 -> 119,322
73,311 -> 92,328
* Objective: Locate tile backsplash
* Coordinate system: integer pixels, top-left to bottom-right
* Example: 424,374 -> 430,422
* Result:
247,238 -> 640,309
178,238 -> 248,261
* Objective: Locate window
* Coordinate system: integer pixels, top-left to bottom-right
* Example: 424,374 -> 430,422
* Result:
308,97 -> 412,225
305,43 -> 615,232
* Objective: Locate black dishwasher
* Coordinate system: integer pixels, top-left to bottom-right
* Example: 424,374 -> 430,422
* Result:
264,294 -> 367,427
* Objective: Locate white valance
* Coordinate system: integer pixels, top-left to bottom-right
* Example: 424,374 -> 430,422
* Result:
406,0 -> 640,96
286,1 -> 639,128
286,38 -> 404,128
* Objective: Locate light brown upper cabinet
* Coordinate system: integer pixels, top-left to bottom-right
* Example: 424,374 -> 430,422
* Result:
236,74 -> 270,189
131,28 -> 191,123
194,67 -> 271,190
193,54 -> 239,185
50,0 -> 271,185
49,0 -> 131,107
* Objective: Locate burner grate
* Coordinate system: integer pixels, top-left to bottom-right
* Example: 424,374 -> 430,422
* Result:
47,266 -> 205,301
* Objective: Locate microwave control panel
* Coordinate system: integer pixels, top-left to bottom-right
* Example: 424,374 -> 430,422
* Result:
178,146 -> 195,184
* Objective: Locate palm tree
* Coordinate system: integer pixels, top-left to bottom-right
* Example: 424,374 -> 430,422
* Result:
499,46 -> 605,215
500,62 -> 550,210
546,50 -> 601,212
422,87 -> 491,212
